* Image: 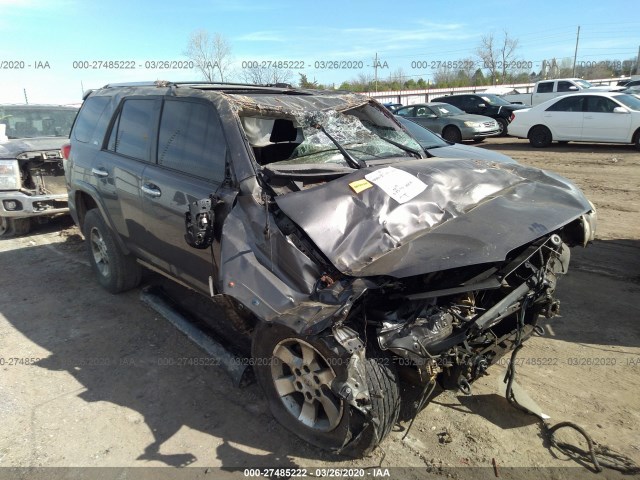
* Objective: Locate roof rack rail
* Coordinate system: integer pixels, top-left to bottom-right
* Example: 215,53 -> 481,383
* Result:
102,80 -> 297,89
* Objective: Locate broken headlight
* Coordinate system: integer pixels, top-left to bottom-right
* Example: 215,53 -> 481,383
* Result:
0,159 -> 20,191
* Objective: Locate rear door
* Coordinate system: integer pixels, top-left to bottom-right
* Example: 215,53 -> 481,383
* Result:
582,96 -> 631,142
533,81 -> 555,105
140,97 -> 231,294
542,95 -> 586,140
94,97 -> 161,253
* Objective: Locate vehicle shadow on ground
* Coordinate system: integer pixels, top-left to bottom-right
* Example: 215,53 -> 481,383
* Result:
0,238 -> 348,468
543,238 -> 640,349
1,236 -> 638,467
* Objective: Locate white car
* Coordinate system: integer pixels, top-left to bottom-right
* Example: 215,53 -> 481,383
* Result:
508,92 -> 640,150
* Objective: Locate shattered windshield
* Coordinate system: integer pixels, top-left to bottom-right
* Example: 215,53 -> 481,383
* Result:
0,106 -> 77,139
268,109 -> 421,168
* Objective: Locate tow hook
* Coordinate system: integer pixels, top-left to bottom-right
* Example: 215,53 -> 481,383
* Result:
458,377 -> 472,395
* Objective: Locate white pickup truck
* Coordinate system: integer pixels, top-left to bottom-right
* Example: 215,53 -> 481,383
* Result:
501,78 -> 613,106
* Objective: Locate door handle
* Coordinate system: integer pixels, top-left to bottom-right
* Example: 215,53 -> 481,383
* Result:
141,183 -> 161,198
91,167 -> 109,178
584,115 -> 593,119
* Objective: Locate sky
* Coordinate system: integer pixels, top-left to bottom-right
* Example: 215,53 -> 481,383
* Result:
0,0 -> 638,104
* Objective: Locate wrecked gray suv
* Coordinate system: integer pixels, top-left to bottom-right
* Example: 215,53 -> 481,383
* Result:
64,81 -> 596,456
0,104 -> 78,236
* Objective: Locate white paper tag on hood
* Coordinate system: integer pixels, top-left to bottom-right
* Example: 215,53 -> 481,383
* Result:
365,166 -> 427,204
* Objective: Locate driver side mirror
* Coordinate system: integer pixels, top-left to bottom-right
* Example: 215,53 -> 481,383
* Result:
613,106 -> 629,114
568,85 -> 579,91
184,196 -> 217,249
477,103 -> 486,108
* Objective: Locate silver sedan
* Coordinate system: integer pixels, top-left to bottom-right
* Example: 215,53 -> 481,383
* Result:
395,102 -> 500,143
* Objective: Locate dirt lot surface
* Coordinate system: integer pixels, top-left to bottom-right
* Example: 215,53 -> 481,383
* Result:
1,138 -> 639,480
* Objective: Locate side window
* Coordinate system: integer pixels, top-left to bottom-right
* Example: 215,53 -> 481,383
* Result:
461,96 -> 476,109
395,107 -> 414,117
107,99 -> 155,161
537,82 -> 554,93
546,96 -> 585,112
444,97 -> 461,108
416,106 -> 434,117
73,96 -> 110,144
157,99 -> 227,183
586,96 -> 617,113
557,81 -> 576,92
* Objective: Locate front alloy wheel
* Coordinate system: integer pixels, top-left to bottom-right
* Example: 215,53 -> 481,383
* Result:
253,322 -> 401,456
271,338 -> 343,432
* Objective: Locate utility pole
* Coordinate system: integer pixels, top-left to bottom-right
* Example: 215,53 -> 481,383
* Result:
572,25 -> 580,77
23,89 -> 28,105
636,45 -> 640,75
374,52 -> 378,92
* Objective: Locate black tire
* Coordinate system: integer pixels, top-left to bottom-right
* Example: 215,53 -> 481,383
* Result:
252,322 -> 400,456
496,117 -> 509,136
634,130 -> 640,151
83,209 -> 141,293
0,217 -> 31,237
472,138 -> 485,143
558,141 -> 569,145
442,126 -> 462,143
528,125 -> 552,148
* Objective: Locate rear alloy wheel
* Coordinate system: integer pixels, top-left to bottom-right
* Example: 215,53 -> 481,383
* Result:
442,126 -> 462,143
253,322 -> 400,456
496,117 -> 509,136
0,217 -> 31,237
528,125 -> 552,148
84,209 -> 141,293
634,131 -> 640,151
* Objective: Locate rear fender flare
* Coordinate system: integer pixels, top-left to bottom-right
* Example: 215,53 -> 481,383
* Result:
72,182 -> 131,255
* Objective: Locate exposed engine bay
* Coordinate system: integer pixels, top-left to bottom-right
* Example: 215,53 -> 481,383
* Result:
18,150 -> 67,197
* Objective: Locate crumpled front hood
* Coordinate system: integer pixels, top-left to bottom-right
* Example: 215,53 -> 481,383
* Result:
0,137 -> 67,159
275,158 -> 591,278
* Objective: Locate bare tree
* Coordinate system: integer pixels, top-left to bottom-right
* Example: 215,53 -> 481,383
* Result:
185,30 -> 233,82
476,31 -> 519,84
240,66 -> 293,85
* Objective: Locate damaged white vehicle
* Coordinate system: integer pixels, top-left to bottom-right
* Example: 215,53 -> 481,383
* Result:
65,82 -> 596,455
0,104 -> 77,236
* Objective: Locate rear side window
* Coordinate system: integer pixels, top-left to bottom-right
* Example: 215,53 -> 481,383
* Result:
546,96 -> 585,112
107,99 -> 155,161
157,99 -> 227,182
73,96 -> 110,143
443,96 -> 462,107
537,82 -> 554,93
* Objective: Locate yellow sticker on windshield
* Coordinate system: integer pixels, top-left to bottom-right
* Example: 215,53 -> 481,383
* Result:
349,179 -> 374,193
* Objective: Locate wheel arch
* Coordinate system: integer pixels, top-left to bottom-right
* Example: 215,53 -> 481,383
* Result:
527,124 -> 553,139
73,184 -> 131,255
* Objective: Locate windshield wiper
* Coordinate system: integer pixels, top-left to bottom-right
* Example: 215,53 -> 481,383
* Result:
314,124 -> 366,169
378,135 -> 423,158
